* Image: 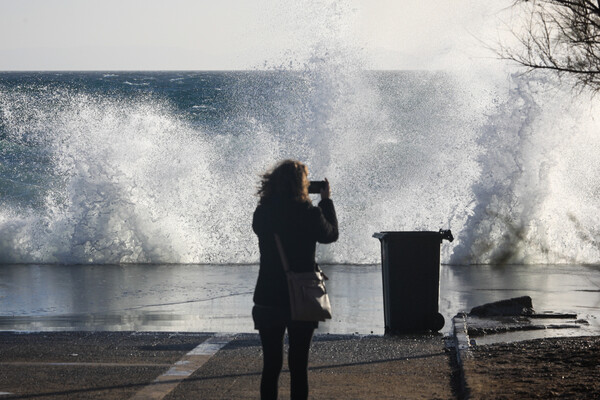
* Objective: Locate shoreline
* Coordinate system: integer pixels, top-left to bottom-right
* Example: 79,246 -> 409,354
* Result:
1,264 -> 599,338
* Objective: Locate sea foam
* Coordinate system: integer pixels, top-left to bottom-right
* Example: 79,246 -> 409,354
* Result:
1,68 -> 600,265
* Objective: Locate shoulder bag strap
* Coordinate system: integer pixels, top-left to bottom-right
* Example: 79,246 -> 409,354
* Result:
274,233 -> 291,273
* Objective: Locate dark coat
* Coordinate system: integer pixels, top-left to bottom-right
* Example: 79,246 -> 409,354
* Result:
252,197 -> 338,309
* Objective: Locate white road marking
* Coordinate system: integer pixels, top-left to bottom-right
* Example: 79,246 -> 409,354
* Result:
0,362 -> 172,368
129,333 -> 235,400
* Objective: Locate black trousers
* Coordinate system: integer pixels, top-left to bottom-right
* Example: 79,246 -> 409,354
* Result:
253,306 -> 316,400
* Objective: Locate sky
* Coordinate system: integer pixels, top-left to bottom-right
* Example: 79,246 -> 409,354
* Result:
0,0 -> 516,71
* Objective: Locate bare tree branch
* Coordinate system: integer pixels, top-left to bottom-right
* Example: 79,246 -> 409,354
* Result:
503,0 -> 600,91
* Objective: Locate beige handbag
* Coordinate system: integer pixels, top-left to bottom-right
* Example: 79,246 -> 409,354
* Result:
274,234 -> 332,322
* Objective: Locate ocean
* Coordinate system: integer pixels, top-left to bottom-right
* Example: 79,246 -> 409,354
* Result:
1,70 -> 600,266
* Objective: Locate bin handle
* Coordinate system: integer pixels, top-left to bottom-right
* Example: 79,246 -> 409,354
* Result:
439,229 -> 454,243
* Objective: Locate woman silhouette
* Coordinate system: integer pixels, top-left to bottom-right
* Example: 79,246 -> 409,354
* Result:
252,159 -> 338,400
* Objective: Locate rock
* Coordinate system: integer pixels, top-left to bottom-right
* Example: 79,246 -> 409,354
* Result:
469,296 -> 534,317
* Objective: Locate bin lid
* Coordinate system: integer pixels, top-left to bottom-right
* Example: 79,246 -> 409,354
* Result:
373,230 -> 454,242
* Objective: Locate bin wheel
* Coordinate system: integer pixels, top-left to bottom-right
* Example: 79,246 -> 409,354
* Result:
428,313 -> 445,331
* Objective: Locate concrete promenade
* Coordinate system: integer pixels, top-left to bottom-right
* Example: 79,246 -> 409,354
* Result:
1,330 -> 600,399
0,331 -> 459,399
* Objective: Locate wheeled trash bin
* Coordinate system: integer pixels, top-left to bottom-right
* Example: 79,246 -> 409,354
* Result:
373,230 -> 453,334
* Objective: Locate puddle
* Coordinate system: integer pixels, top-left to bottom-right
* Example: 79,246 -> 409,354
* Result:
0,264 -> 598,340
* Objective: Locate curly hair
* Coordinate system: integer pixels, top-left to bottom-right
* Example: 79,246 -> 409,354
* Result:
257,159 -> 310,203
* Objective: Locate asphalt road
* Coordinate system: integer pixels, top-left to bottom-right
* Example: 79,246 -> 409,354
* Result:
0,331 -> 456,399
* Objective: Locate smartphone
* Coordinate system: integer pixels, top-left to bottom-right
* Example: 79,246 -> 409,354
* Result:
308,180 -> 326,194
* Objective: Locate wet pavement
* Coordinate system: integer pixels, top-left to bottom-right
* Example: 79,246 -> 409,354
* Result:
1,264 -> 599,399
442,264 -> 600,343
0,264 -> 598,340
0,331 -> 455,399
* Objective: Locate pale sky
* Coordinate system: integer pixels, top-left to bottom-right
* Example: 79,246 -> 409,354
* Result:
0,0 -> 515,70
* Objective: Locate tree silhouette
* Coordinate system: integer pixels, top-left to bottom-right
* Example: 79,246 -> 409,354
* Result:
503,0 -> 600,92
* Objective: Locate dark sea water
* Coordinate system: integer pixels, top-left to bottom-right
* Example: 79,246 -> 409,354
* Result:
1,71 -> 600,265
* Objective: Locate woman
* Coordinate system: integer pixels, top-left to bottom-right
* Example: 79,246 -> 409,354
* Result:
252,159 -> 338,400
